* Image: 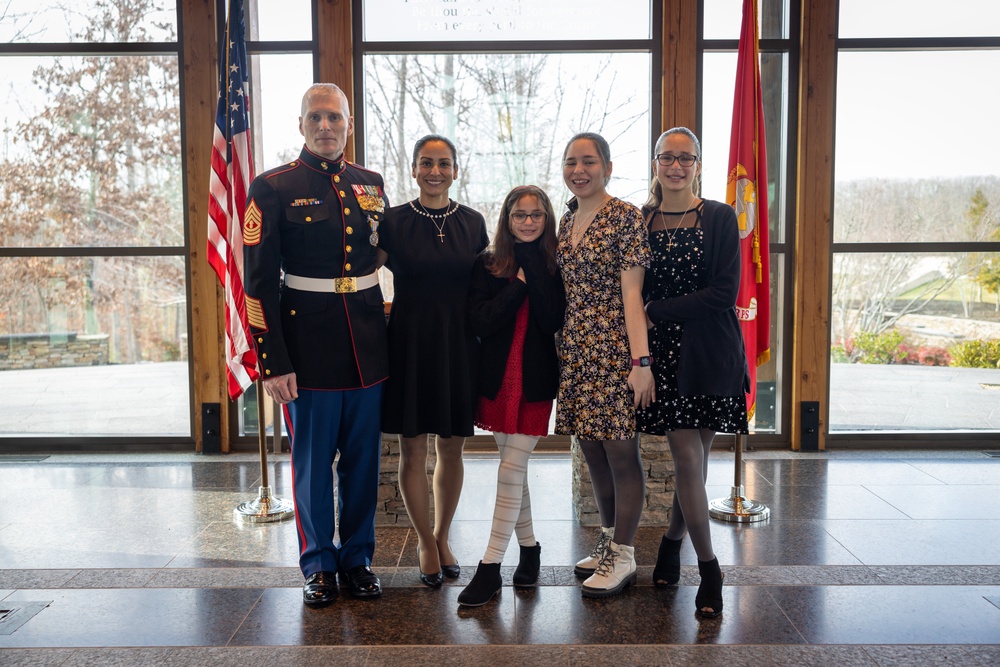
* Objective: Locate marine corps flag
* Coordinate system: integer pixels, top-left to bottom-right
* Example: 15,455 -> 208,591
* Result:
206,0 -> 259,399
726,0 -> 771,420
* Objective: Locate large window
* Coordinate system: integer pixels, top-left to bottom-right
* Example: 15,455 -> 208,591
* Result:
0,0 -> 189,439
357,0 -> 659,252
831,0 -> 1000,433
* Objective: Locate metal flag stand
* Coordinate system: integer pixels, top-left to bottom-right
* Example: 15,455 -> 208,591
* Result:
709,434 -> 770,523
234,380 -> 295,523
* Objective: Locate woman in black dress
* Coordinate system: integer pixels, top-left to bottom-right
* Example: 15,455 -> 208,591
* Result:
636,127 -> 749,618
377,135 -> 489,587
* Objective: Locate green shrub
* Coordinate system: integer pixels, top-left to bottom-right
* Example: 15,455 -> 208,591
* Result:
853,329 -> 906,364
830,344 -> 852,363
949,339 -> 1000,368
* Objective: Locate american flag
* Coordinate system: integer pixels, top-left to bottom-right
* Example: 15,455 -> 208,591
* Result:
206,0 -> 259,399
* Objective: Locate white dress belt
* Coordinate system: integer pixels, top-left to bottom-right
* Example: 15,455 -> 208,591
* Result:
283,272 -> 379,294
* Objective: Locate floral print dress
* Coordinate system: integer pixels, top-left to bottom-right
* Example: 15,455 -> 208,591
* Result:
555,197 -> 651,440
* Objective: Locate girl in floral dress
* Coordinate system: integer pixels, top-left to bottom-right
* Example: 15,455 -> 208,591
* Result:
556,132 -> 653,598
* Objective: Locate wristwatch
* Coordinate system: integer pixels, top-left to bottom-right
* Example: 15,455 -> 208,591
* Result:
632,356 -> 653,367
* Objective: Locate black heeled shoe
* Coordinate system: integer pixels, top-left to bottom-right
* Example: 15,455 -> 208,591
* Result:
457,561 -> 501,607
441,562 -> 461,579
652,536 -> 682,588
696,557 -> 724,618
419,570 -> 444,587
417,546 -> 444,587
513,542 -> 541,588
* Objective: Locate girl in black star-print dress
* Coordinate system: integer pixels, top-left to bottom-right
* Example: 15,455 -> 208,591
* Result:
636,127 -> 749,620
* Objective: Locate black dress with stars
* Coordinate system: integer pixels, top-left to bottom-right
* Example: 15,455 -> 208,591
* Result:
380,200 -> 490,438
636,205 -> 749,435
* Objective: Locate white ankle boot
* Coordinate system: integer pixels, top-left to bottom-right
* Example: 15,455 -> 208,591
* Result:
581,540 -> 636,598
574,526 -> 614,578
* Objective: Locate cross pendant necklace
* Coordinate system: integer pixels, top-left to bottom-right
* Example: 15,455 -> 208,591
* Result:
660,197 -> 696,253
410,199 -> 458,243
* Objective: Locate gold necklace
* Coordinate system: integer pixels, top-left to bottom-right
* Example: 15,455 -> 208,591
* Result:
659,197 -> 697,252
571,195 -> 611,248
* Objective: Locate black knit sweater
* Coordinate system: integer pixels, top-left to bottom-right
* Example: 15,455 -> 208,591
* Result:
468,240 -> 566,402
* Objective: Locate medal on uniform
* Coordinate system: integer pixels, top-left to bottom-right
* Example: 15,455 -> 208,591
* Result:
368,214 -> 379,245
352,184 -> 386,213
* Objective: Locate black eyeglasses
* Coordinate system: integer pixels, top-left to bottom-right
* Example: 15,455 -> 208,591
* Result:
510,211 -> 546,222
654,153 -> 698,167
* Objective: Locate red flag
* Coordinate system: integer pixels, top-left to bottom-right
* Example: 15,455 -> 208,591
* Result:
206,0 -> 258,399
726,0 -> 771,421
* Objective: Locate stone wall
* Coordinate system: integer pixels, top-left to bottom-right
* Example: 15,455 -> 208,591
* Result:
571,434 -> 675,526
377,433 -> 410,525
0,333 -> 110,370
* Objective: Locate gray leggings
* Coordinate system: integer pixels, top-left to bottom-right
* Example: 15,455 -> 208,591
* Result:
664,428 -> 717,561
578,436 -> 645,546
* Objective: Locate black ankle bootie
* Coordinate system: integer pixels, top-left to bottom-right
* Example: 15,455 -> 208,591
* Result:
652,535 -> 682,588
696,557 -> 724,618
512,542 -> 541,588
457,561 -> 502,607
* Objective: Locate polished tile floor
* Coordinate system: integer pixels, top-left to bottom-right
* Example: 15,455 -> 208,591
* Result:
1,449 -> 999,666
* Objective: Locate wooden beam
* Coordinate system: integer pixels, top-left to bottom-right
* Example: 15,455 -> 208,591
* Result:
791,0 -> 837,450
661,0 -> 698,133
317,0 -> 356,161
180,0 -> 229,451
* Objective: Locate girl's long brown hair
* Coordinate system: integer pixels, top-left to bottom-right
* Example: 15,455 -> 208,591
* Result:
488,185 -> 559,278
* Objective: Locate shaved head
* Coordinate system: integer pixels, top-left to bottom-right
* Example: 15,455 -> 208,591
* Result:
300,83 -> 350,118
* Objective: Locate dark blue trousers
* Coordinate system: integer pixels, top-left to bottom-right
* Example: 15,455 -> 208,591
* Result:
284,384 -> 383,577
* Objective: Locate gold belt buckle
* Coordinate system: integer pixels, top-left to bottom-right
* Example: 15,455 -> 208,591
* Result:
334,277 -> 357,293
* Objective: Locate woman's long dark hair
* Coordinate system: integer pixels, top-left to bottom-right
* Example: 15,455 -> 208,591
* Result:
488,185 -> 559,278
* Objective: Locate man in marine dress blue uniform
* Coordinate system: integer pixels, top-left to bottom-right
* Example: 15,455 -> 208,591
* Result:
243,83 -> 389,607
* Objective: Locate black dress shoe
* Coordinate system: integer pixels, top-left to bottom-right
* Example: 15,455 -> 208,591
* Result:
302,571 -> 337,608
419,570 -> 444,587
441,562 -> 461,579
339,565 -> 382,598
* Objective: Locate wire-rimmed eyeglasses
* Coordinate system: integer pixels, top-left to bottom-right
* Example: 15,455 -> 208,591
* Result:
654,153 -> 698,167
510,211 -> 546,223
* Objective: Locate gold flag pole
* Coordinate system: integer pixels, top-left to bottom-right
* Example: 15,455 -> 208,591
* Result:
709,433 -> 769,523
234,380 -> 294,523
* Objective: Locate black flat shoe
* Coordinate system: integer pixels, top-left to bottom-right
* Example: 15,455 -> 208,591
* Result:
419,570 -> 444,587
653,536 -> 683,588
338,565 -> 382,599
513,542 -> 541,588
696,557 -> 724,618
441,562 -> 461,579
302,571 -> 337,608
457,561 -> 501,607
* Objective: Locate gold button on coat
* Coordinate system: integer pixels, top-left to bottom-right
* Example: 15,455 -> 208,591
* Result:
346,226 -> 354,234
344,207 -> 351,215
334,175 -> 340,183
305,216 -> 312,222
265,369 -> 271,375
346,245 -> 352,253
290,309 -> 297,316
345,263 -> 352,271
339,190 -> 346,197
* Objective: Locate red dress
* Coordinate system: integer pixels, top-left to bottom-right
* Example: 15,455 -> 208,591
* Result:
474,297 -> 553,436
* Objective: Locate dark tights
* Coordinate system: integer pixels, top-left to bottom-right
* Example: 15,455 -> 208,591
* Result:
664,429 -> 716,562
578,437 -> 644,546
